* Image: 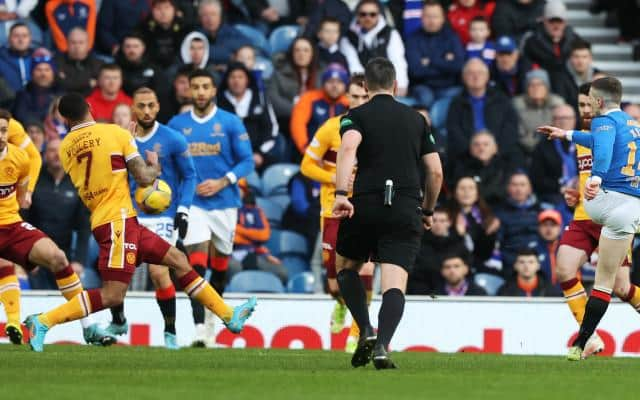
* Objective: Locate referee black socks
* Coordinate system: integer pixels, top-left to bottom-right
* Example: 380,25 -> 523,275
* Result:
377,288 -> 405,349
337,269 -> 372,332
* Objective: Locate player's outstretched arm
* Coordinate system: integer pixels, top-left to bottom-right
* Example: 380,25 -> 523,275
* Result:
127,152 -> 160,187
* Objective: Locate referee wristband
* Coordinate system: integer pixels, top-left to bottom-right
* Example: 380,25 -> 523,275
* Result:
335,190 -> 348,197
422,209 -> 434,217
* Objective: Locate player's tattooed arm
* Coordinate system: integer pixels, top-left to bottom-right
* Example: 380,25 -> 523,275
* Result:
127,151 -> 161,187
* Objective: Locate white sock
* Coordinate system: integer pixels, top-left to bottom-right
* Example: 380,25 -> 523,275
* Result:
79,315 -> 94,329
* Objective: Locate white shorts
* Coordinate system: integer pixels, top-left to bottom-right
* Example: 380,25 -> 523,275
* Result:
138,216 -> 177,245
585,189 -> 640,239
183,206 -> 238,254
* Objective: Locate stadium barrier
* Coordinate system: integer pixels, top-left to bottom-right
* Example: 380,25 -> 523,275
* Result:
3,292 -> 640,357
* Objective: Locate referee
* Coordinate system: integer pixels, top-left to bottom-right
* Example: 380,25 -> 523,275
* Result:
333,57 -> 443,369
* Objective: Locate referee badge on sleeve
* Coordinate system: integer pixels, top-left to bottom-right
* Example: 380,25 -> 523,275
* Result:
340,118 -> 353,128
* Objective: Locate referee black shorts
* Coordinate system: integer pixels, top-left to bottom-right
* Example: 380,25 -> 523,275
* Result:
336,193 -> 423,272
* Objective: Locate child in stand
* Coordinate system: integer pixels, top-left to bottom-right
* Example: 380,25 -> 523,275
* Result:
465,16 -> 495,67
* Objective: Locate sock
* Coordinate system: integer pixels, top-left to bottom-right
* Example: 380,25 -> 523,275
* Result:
572,286 -> 612,349
621,284 -> 640,313
110,303 -> 126,325
561,278 -> 587,324
376,288 -> 405,348
79,315 -> 94,329
156,284 -> 176,334
55,266 -> 84,300
210,256 -> 229,294
179,270 -> 233,323
39,289 -> 104,328
336,269 -> 371,333
361,274 -> 373,305
189,265 -> 206,324
348,320 -> 360,338
0,269 -> 20,325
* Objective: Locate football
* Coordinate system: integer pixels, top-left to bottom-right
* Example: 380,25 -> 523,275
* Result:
134,179 -> 172,215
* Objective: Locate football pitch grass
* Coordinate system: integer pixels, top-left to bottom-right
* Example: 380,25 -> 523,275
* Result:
0,345 -> 634,400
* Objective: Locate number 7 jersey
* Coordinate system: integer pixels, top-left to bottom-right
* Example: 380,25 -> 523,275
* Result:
59,122 -> 140,229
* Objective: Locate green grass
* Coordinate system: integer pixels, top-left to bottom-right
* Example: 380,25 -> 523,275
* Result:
0,345 -> 634,399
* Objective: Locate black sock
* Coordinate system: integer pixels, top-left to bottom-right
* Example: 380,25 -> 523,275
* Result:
157,297 -> 176,334
210,269 -> 227,295
190,265 -> 207,324
377,288 -> 405,348
336,269 -> 371,333
573,288 -> 612,348
110,303 -> 126,325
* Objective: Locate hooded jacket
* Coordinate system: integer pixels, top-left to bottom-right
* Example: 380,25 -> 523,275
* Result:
180,31 -> 210,68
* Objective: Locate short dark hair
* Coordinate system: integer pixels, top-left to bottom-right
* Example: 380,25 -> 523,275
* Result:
441,250 -> 471,268
348,73 -> 366,90
189,68 -> 216,86
58,93 -> 90,121
578,82 -> 591,96
99,63 -> 122,76
0,109 -> 11,122
422,0 -> 443,11
175,64 -> 195,78
570,39 -> 592,54
122,32 -> 145,44
470,16 -> 489,26
132,86 -> 157,99
516,248 -> 538,259
591,76 -> 623,104
356,0 -> 381,12
319,16 -> 341,30
9,22 -> 28,36
364,57 -> 395,91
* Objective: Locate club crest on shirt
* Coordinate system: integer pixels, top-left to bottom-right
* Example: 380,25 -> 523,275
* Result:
126,252 -> 136,265
4,166 -> 14,178
211,123 -> 225,137
153,143 -> 162,155
182,128 -> 192,136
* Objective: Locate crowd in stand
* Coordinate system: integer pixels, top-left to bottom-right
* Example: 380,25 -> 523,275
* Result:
2,0 -> 640,298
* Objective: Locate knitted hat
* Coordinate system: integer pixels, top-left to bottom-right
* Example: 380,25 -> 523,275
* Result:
31,47 -> 55,74
321,63 -> 349,86
525,69 -> 550,88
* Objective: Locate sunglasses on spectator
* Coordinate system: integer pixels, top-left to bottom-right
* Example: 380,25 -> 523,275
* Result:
358,11 -> 378,18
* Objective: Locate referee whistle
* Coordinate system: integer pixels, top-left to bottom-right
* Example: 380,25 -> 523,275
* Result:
384,179 -> 393,207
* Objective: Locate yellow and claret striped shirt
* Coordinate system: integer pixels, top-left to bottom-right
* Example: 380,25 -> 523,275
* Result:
8,118 -> 42,192
574,143 -> 592,221
0,144 -> 30,225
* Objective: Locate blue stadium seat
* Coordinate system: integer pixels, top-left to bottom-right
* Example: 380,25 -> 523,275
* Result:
265,228 -> 282,255
262,163 -> 299,195
280,255 -> 310,276
279,230 -> 308,257
255,55 -> 274,80
256,197 -> 285,228
245,170 -> 262,195
227,270 -> 285,293
269,25 -> 300,54
474,273 -> 505,296
234,24 -> 271,56
268,193 -> 291,210
430,96 -> 453,131
396,96 -> 417,106
287,272 -> 316,293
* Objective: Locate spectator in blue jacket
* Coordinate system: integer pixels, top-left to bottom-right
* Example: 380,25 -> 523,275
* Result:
0,22 -> 35,92
13,48 -> 61,123
532,209 -> 562,286
195,0 -> 251,73
406,0 -> 464,108
495,171 -> 541,277
96,0 -> 150,55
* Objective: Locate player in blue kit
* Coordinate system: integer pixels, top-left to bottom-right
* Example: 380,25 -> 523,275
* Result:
169,69 -> 254,347
540,76 -> 640,360
106,87 -> 197,349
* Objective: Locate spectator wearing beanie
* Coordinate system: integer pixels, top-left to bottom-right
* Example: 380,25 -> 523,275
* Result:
85,63 -> 132,122
13,49 -> 61,123
55,27 -> 103,96
290,63 -> 349,155
96,0 -> 150,55
45,0 -> 97,53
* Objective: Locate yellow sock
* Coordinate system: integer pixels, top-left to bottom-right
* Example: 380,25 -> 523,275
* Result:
55,267 -> 84,300
0,274 -> 20,325
622,285 -> 640,312
348,320 -> 360,338
561,278 -> 587,324
39,292 -> 91,328
182,273 -> 233,322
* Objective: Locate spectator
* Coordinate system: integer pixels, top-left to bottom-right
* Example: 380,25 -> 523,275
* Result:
231,186 -> 288,283
465,17 -> 495,67
45,0 -> 96,53
408,207 -> 467,294
290,63 -> 349,155
43,96 -> 68,141
112,103 -> 133,130
25,139 -> 91,290
532,209 -> 562,285
304,0 -> 352,39
116,33 -> 159,97
530,104 -> 577,205
268,37 -> 321,122
522,1 -> 585,101
25,120 -> 45,153
96,0 -> 150,55
0,23 -> 35,92
139,0 -> 190,69
513,69 -> 566,156
13,49 -> 61,123
437,252 -> 488,296
217,62 -> 279,171
178,31 -> 211,70
232,45 -> 267,96
497,248 -> 561,296
281,171 -> 321,256
0,0 -> 42,47
624,103 -> 640,122
491,0 -> 544,40
242,0 -> 310,33
339,0 -> 409,96
448,0 -> 496,46
555,39 -> 600,109
85,63 -> 132,122
490,35 -> 529,97
0,75 -> 14,108
406,0 -> 464,108
54,27 -> 103,96
388,0 -> 424,39
451,130 -> 511,204
195,0 -> 251,73
157,64 -> 192,123
446,58 -> 520,169
316,17 -> 349,72
495,171 -> 541,276
448,176 -> 500,272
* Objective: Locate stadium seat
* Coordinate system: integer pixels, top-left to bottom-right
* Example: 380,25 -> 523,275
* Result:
430,96 -> 453,131
281,255 -> 310,276
245,170 -> 262,195
474,273 -> 505,296
396,96 -> 417,106
266,228 -> 282,255
287,272 -> 316,293
268,193 -> 291,210
227,270 -> 285,293
234,24 -> 271,56
255,55 -> 274,80
262,163 -> 300,195
269,25 -> 300,54
279,230 -> 308,257
256,197 -> 285,228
